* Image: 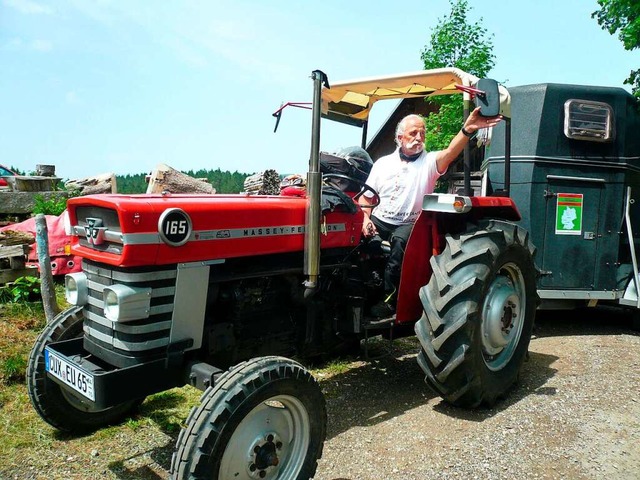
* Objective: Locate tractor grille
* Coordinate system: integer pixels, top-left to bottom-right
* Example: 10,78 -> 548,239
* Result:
82,259 -> 177,368
74,206 -> 123,255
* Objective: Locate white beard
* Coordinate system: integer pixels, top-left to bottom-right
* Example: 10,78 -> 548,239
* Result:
404,140 -> 424,154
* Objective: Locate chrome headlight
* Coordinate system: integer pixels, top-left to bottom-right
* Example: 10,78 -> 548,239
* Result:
65,272 -> 88,306
103,284 -> 151,322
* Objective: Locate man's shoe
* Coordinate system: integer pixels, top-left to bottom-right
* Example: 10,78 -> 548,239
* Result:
370,300 -> 395,318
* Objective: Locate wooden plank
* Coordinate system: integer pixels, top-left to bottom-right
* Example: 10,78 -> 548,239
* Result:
0,244 -> 29,259
0,266 -> 38,284
0,191 -> 68,214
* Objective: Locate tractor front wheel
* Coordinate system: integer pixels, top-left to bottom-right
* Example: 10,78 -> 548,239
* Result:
415,220 -> 538,407
170,356 -> 326,480
27,306 -> 144,433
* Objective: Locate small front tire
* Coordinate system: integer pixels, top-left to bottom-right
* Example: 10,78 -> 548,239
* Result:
27,306 -> 143,433
170,356 -> 326,480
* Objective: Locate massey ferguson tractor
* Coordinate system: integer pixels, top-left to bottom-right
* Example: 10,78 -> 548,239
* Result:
27,68 -> 540,480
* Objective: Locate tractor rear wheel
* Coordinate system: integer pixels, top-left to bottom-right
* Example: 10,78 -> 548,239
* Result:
170,356 -> 326,480
415,220 -> 538,407
27,306 -> 144,433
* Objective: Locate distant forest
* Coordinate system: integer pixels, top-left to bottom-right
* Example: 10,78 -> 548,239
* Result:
116,168 -> 251,194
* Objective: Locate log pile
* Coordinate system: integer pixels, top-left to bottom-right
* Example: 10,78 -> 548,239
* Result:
0,230 -> 35,246
65,173 -> 117,195
0,163 -> 69,215
146,164 -> 215,194
243,170 -> 280,195
0,230 -> 37,284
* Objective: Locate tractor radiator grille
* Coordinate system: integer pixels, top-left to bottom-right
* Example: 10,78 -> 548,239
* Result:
82,259 -> 177,368
74,206 -> 123,255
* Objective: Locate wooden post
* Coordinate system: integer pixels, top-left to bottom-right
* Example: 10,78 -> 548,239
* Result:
35,214 -> 60,321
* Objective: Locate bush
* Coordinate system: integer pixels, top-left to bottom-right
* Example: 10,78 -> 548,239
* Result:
32,194 -> 68,216
0,276 -> 41,303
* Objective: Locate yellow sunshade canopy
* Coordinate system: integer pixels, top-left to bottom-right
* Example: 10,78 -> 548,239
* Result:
321,68 -> 509,126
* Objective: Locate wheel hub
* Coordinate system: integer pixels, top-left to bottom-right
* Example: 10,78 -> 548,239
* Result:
481,276 -> 520,356
250,433 -> 283,478
220,394 -> 311,480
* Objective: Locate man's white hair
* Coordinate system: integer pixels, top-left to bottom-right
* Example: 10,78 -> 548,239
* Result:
395,114 -> 425,147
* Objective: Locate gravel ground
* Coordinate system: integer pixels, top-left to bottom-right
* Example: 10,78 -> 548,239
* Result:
313,308 -> 640,480
2,307 -> 638,480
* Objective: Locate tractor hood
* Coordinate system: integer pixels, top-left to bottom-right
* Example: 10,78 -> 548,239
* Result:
66,193 -> 362,267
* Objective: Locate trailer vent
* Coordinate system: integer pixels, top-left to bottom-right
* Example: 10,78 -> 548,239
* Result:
564,99 -> 614,142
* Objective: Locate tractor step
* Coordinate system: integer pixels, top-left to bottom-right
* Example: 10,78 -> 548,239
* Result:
362,315 -> 395,360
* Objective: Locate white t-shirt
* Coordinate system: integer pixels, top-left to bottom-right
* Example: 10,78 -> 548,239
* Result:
364,149 -> 443,226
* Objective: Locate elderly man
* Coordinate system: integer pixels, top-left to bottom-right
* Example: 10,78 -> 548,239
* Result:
359,107 -> 502,317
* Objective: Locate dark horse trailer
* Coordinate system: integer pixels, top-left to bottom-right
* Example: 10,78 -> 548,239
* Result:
485,83 -> 640,324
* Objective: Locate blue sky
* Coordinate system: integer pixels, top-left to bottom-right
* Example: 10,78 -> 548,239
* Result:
1,0 -> 638,181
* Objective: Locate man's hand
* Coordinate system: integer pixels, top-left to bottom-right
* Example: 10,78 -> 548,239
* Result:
463,106 -> 503,134
362,217 -> 377,238
358,194 -> 378,238
436,106 -> 504,174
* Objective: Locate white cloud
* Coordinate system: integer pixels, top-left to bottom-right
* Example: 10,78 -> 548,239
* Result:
61,1 -> 300,79
3,37 -> 52,52
5,37 -> 24,49
32,39 -> 53,52
66,91 -> 80,104
3,0 -> 53,15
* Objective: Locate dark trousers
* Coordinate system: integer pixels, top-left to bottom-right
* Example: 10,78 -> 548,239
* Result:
371,216 -> 413,302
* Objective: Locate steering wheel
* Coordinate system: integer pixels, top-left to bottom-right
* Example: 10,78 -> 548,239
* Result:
322,173 -> 380,207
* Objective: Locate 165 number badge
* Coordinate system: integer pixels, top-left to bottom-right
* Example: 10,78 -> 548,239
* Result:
159,208 -> 192,246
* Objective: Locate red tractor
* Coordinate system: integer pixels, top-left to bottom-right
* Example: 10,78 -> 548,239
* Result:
27,68 -> 537,479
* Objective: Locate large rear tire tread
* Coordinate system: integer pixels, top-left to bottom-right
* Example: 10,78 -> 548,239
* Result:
170,355 -> 326,480
27,306 -> 143,433
415,220 -> 538,408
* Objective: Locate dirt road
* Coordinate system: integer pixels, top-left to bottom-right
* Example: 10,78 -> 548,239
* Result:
2,308 -> 638,480
314,309 -> 640,480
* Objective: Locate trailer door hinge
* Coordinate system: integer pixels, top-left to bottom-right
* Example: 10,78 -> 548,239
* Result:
543,190 -> 557,199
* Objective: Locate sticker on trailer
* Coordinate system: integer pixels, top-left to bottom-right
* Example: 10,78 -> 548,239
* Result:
555,193 -> 583,235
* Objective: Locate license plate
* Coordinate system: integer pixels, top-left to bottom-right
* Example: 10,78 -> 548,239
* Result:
45,347 -> 95,401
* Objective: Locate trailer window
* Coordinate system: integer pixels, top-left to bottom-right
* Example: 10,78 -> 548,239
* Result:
564,99 -> 614,142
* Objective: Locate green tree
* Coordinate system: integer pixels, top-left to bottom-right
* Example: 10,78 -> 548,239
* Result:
116,168 -> 250,194
420,0 -> 496,151
592,0 -> 640,98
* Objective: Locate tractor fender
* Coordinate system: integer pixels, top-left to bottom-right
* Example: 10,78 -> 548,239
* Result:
395,195 -> 522,324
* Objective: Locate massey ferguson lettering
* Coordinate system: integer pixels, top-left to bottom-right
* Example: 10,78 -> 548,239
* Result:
193,224 -> 346,241
244,226 -> 304,236
242,224 -> 343,237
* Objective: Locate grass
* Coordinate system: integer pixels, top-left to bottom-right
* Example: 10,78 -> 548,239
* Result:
0,291 -> 214,478
0,302 -> 46,385
0,281 -> 68,385
321,358 -> 353,375
0,285 -> 420,479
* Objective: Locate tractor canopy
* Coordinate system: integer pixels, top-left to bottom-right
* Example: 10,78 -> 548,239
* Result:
320,67 -> 511,127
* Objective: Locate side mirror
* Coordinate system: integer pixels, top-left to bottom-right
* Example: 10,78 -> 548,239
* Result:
475,78 -> 500,117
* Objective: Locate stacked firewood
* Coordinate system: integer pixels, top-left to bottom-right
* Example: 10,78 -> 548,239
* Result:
0,230 -> 35,280
65,173 -> 117,195
146,164 -> 215,194
243,170 -> 280,195
0,229 -> 34,247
